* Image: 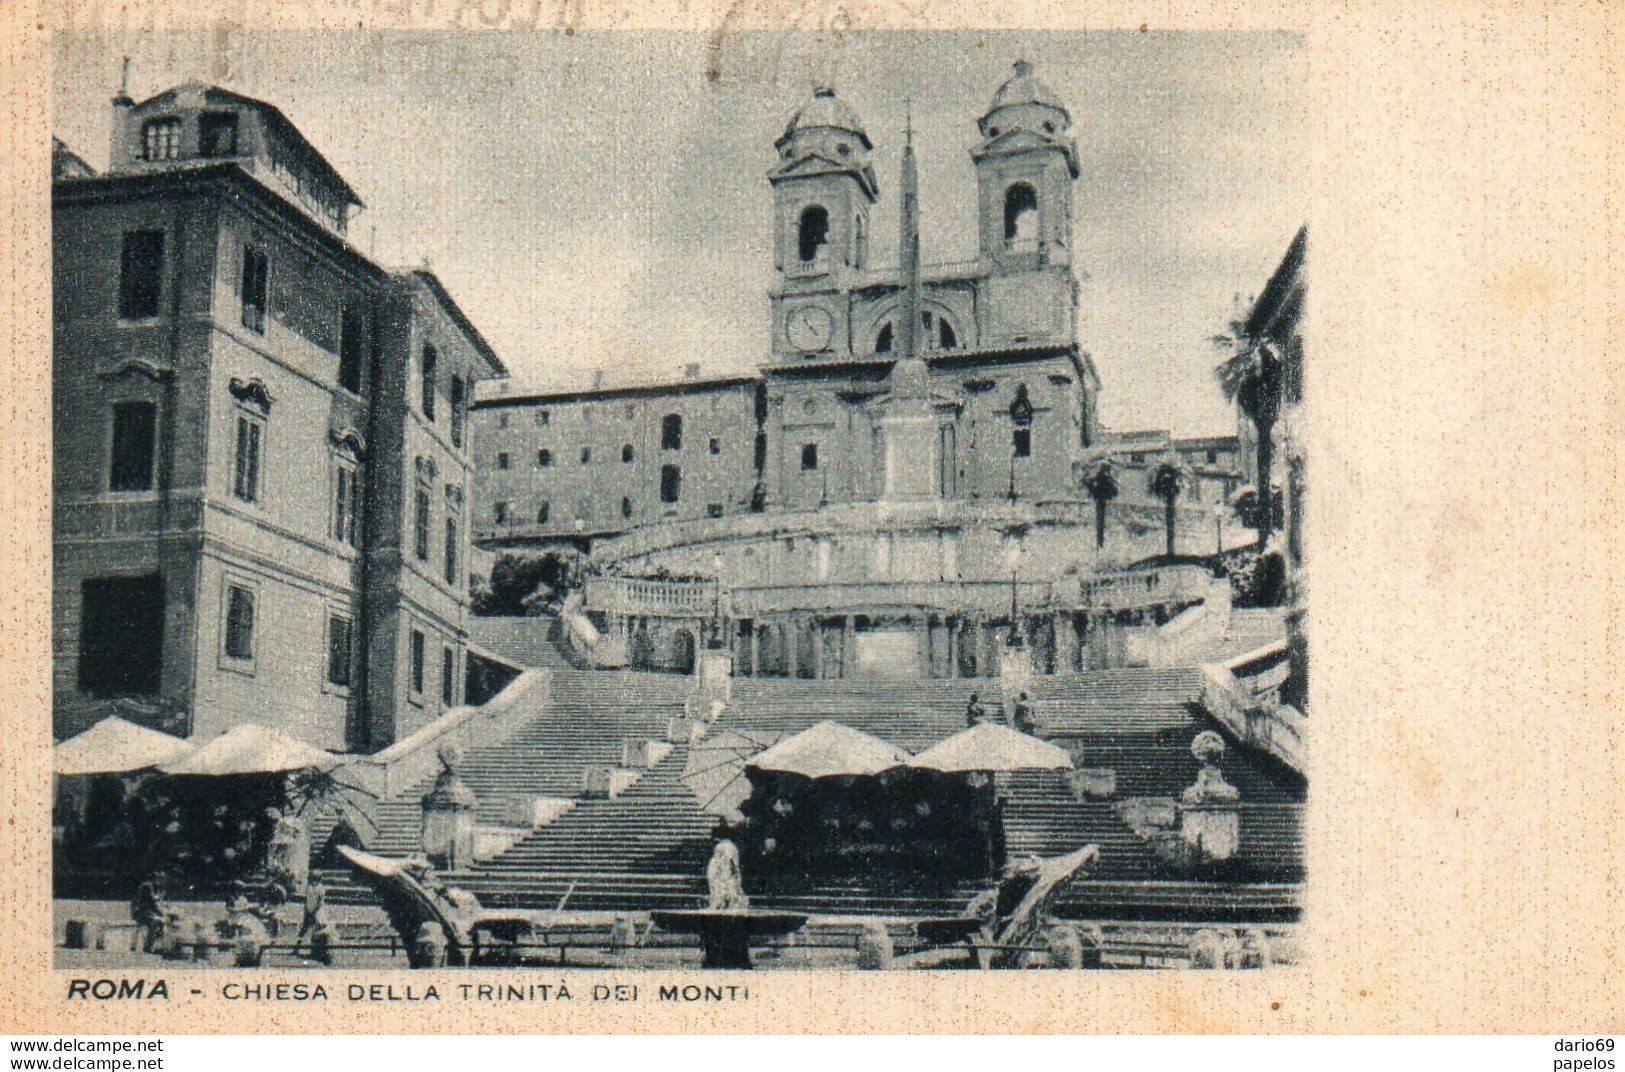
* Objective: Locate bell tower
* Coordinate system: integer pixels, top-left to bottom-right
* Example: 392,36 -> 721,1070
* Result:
767,87 -> 879,362
971,60 -> 1081,346
972,60 -> 1079,271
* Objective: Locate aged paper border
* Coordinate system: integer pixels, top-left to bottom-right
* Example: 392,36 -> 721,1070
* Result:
2,0 -> 1620,1035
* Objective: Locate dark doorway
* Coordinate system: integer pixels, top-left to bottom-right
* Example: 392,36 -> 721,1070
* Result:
78,575 -> 164,696
670,629 -> 697,674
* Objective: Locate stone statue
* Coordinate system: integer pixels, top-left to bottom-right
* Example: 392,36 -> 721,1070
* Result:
264,807 -> 306,896
705,839 -> 750,911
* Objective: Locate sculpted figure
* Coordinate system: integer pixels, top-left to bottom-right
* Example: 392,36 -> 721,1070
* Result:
705,839 -> 750,911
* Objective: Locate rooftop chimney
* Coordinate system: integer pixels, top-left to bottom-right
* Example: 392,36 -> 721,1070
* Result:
109,57 -> 135,167
683,363 -> 702,380
591,369 -> 606,389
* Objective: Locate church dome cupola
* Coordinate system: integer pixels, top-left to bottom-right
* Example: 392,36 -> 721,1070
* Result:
777,86 -> 873,153
975,60 -> 1079,178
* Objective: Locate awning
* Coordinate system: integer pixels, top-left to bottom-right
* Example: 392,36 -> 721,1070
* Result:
160,723 -> 342,776
747,721 -> 911,779
908,723 -> 1074,773
53,717 -> 194,776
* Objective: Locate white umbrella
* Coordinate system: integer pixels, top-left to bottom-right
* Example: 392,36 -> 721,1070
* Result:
54,717 -> 194,775
908,723 -> 1073,773
160,723 -> 341,776
747,721 -> 911,779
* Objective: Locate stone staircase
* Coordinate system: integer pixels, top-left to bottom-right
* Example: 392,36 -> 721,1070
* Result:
1180,608 -> 1287,665
319,666 -> 1302,921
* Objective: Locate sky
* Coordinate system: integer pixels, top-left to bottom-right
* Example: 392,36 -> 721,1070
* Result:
53,29 -> 1306,436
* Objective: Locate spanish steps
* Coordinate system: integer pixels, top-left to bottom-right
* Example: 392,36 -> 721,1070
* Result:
320,652 -> 1303,921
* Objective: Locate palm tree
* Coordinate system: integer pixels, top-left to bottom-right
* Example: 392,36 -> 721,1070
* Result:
1083,463 -> 1119,549
1213,318 -> 1285,551
1150,462 -> 1184,557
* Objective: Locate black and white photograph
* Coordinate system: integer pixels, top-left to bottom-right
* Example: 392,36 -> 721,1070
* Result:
43,26 -> 1310,975
7,0 -> 1620,1049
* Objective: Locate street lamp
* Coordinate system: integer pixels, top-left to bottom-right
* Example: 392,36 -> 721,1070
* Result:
1213,503 -> 1226,556
709,552 -> 726,650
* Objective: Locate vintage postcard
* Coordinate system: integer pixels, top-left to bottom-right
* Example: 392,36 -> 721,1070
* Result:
1,0 -> 1619,1037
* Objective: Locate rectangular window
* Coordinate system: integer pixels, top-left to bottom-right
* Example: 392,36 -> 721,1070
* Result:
109,401 -> 157,491
414,487 -> 430,561
118,231 -> 165,319
141,119 -> 181,161
580,447 -> 591,465
707,503 -> 724,519
450,375 -> 465,448
660,464 -> 681,504
78,575 -> 164,696
409,629 -> 425,698
441,646 -> 456,707
494,501 -> 510,525
1013,428 -> 1032,458
535,410 -> 549,427
661,414 -> 683,451
338,306 -> 365,394
332,459 -> 359,545
537,449 -> 551,467
443,517 -> 459,586
421,345 -> 438,421
240,246 -> 269,333
326,614 -> 353,688
709,437 -> 721,455
200,112 -> 239,157
497,452 -> 510,470
232,412 -> 263,503
801,443 -> 819,470
224,583 -> 255,660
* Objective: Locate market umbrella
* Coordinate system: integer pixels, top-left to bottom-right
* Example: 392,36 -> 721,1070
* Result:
160,723 -> 342,776
681,727 -> 781,818
161,723 -> 378,840
908,723 -> 1073,774
54,717 -> 194,775
747,721 -> 911,780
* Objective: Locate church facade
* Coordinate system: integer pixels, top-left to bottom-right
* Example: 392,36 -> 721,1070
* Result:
471,63 -> 1243,679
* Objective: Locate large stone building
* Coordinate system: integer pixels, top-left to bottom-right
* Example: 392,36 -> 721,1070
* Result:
52,80 -> 506,751
472,63 -> 1248,679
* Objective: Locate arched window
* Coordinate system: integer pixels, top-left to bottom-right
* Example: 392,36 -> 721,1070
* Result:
1004,183 -> 1039,249
797,205 -> 829,263
141,118 -> 182,161
874,322 -> 894,354
939,318 -> 958,349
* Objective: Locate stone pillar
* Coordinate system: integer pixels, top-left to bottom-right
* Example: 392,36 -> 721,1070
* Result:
1179,731 -> 1241,862
843,615 -> 856,679
785,618 -> 799,678
694,644 -> 733,709
420,744 -> 477,871
1053,612 -> 1074,674
947,616 -> 960,679
999,637 -> 1034,714
916,616 -> 931,678
748,622 -> 760,678
812,618 -> 825,679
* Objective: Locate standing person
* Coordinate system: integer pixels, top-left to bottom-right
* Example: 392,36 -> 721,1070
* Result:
1012,692 -> 1037,735
131,873 -> 167,953
965,692 -> 985,727
295,874 -> 327,956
